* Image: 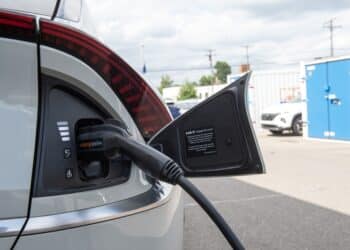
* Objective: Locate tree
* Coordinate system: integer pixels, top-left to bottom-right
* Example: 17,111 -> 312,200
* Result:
178,82 -> 197,100
199,75 -> 215,86
214,61 -> 231,83
158,75 -> 173,94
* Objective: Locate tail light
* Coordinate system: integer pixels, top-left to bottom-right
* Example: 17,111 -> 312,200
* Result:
0,10 -> 36,42
40,19 -> 172,140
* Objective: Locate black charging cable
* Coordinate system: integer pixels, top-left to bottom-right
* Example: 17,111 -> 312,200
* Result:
78,123 -> 245,250
177,176 -> 244,249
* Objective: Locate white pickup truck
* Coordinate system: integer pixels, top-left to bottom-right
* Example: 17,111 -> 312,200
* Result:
261,102 -> 304,135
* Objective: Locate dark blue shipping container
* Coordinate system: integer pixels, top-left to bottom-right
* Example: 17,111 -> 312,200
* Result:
305,57 -> 350,140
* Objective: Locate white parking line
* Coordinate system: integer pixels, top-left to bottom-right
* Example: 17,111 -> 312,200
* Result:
185,193 -> 283,207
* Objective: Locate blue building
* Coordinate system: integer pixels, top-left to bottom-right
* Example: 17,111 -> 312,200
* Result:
305,56 -> 350,141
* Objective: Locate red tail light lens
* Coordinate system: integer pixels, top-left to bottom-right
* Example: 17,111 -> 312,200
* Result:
0,10 -> 36,42
40,19 -> 172,140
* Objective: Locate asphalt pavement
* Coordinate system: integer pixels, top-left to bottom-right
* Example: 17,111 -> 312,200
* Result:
183,133 -> 350,250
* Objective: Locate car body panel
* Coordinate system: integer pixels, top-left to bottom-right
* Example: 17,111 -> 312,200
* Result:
53,0 -> 98,38
0,237 -> 16,250
0,38 -> 38,218
16,187 -> 183,250
0,0 -> 56,17
0,37 -> 38,247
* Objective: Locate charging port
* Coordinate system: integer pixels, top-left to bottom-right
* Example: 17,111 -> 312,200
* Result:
34,79 -> 131,197
76,118 -> 131,184
76,119 -> 108,181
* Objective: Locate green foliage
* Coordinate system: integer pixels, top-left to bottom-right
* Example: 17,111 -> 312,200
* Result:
178,82 -> 197,100
214,61 -> 231,83
158,74 -> 174,94
199,75 -> 215,86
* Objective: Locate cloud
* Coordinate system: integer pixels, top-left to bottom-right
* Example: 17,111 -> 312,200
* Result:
85,0 -> 350,86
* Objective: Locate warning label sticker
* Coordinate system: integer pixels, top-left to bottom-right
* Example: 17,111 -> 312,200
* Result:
185,127 -> 217,157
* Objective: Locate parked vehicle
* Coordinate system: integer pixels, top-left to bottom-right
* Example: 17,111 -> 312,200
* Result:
0,1 -> 263,249
261,102 -> 303,135
166,101 -> 181,119
176,99 -> 201,114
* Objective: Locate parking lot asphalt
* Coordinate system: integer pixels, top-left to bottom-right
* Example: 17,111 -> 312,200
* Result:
184,133 -> 350,250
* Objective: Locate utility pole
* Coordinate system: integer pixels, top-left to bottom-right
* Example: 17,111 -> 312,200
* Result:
205,49 -> 215,87
324,18 -> 341,57
240,45 -> 251,72
140,43 -> 146,74
206,49 -> 215,72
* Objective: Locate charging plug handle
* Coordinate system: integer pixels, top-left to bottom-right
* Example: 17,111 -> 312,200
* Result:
78,124 -> 183,184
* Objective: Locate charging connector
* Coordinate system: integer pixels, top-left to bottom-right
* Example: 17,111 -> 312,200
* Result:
77,122 -> 244,250
78,123 -> 183,184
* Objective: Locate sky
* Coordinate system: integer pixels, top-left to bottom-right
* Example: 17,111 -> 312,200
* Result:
85,0 -> 350,87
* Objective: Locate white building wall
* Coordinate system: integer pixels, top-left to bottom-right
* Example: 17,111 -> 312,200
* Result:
162,84 -> 228,101
196,85 -> 228,100
162,86 -> 181,101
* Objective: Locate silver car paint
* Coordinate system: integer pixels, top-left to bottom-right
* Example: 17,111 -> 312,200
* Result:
0,37 -> 38,247
0,0 -> 56,17
0,237 -> 16,250
16,187 -> 183,250
0,38 -> 38,218
23,185 -> 176,235
54,0 -> 98,38
0,218 -> 26,237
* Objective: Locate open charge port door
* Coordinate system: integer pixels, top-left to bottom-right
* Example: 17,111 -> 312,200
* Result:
149,74 -> 265,177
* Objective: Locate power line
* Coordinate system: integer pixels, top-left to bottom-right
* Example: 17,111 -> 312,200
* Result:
146,66 -> 213,73
323,18 -> 342,57
143,61 -> 300,74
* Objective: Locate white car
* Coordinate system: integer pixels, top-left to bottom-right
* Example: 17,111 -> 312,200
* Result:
261,102 -> 303,135
0,1 -> 264,249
